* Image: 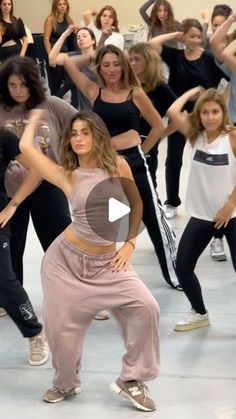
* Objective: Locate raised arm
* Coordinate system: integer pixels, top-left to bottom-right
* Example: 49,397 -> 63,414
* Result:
166,87 -> 204,136
210,13 -> 236,62
222,38 -> 236,72
49,24 -> 77,66
200,9 -> 210,49
139,0 -> 155,25
132,88 -> 165,153
149,31 -> 183,54
64,54 -> 99,103
19,110 -> 73,197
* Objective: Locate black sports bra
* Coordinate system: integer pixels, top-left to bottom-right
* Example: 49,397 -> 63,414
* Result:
93,89 -> 140,136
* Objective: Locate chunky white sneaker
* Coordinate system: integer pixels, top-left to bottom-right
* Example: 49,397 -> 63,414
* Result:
43,386 -> 81,403
0,307 -> 7,317
174,309 -> 210,331
164,205 -> 178,219
94,310 -> 110,320
210,238 -> 227,261
29,332 -> 49,366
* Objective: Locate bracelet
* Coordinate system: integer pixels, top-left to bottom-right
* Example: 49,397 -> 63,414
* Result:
10,199 -> 19,208
125,240 -> 135,250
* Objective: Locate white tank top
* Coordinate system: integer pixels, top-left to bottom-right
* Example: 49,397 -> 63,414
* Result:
186,131 -> 236,221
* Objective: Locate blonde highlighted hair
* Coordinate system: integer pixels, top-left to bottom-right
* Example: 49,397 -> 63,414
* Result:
129,42 -> 165,92
188,88 -> 233,146
60,111 -> 119,176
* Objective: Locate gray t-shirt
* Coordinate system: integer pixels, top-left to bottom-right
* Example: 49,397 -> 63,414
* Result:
216,61 -> 236,124
0,95 -> 77,196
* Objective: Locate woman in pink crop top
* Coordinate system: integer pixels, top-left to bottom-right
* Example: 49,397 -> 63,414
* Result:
19,109 -> 160,411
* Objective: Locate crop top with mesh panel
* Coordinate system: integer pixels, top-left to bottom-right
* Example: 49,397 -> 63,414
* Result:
69,167 -> 125,245
93,89 -> 140,137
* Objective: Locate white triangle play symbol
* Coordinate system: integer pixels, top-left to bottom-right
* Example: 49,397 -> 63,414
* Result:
108,198 -> 130,222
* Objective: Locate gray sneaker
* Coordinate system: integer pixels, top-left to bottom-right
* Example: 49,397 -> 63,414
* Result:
210,238 -> 227,261
110,378 -> 156,411
29,332 -> 49,366
174,309 -> 210,331
43,386 -> 81,403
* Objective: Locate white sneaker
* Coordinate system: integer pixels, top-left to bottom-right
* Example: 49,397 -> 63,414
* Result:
0,307 -> 7,317
164,205 -> 178,219
210,238 -> 227,261
94,310 -> 110,320
29,332 -> 49,366
174,309 -> 210,331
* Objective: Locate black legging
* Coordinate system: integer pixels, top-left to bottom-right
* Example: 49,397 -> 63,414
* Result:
0,227 -> 42,337
165,131 -> 186,207
9,180 -> 71,284
176,217 -> 236,314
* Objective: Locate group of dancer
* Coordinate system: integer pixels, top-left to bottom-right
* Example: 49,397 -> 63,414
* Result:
0,0 -> 236,412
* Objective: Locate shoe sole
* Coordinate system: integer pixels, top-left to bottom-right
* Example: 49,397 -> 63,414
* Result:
110,382 -> 156,412
43,387 -> 81,403
174,319 -> 210,332
211,255 -> 227,261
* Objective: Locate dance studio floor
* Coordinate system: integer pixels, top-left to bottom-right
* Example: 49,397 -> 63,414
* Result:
1,139 -> 236,419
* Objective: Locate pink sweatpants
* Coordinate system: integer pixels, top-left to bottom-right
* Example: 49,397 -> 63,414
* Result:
41,234 -> 160,390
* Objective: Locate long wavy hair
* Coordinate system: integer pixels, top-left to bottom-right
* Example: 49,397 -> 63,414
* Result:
50,0 -> 71,29
129,42 -> 165,92
148,0 -> 178,39
188,88 -> 232,146
60,111 -> 119,176
0,56 -> 46,110
0,0 -> 16,24
95,5 -> 119,32
95,44 -> 141,89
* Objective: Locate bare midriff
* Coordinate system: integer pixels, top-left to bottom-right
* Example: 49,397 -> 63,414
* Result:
64,226 -> 116,254
111,129 -> 141,150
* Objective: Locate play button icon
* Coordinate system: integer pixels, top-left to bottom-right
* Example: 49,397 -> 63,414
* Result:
108,198 -> 130,222
85,177 -> 145,243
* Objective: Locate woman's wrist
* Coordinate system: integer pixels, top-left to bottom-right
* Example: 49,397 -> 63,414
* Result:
9,198 -> 19,208
125,239 -> 135,250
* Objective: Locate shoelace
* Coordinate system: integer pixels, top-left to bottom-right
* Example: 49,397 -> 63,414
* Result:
136,382 -> 150,401
29,336 -> 45,355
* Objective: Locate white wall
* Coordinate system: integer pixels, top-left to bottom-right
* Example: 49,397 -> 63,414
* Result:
14,0 -> 236,33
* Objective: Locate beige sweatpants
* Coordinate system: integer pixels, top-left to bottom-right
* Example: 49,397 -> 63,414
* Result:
41,234 -> 160,390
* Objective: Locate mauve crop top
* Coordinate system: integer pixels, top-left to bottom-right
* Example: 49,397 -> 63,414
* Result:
93,89 -> 140,136
69,168 -> 124,245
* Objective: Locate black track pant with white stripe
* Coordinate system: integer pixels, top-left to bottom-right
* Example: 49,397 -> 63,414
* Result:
120,146 -> 180,288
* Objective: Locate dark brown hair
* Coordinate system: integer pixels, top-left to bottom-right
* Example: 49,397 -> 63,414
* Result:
0,56 -> 46,110
95,5 -> 119,32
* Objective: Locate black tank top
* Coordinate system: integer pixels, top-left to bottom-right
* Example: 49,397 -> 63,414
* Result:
93,89 -> 140,136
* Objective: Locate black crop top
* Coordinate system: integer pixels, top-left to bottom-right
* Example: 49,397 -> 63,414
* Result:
93,89 -> 140,136
0,18 -> 26,45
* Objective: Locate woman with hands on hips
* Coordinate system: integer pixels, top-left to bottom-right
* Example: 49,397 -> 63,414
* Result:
19,108 -> 160,411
